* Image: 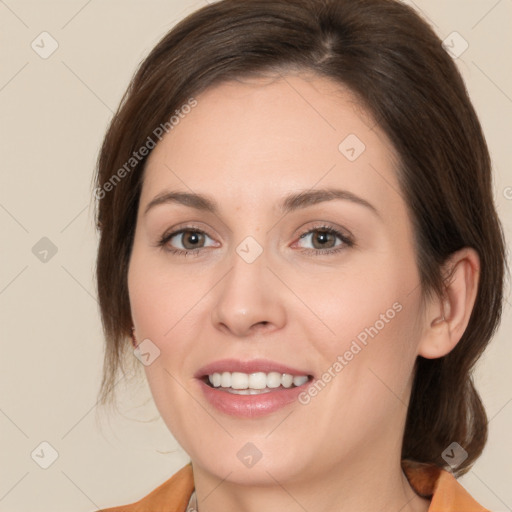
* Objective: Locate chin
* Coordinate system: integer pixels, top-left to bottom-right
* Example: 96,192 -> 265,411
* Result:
188,442 -> 312,486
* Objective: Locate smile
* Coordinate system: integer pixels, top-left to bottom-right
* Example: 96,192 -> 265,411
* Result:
206,371 -> 310,393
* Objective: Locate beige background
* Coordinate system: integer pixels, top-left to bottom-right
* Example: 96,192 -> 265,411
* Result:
0,1 -> 511,510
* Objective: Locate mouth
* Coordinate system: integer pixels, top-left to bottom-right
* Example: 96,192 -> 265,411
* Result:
194,358 -> 315,416
200,371 -> 314,395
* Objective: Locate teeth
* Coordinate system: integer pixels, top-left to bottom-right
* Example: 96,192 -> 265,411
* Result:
207,371 -> 309,390
226,388 -> 273,395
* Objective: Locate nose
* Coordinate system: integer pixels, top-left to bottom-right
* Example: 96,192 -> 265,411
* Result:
211,247 -> 287,338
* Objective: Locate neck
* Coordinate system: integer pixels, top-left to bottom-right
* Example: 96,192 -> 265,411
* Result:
190,453 -> 430,512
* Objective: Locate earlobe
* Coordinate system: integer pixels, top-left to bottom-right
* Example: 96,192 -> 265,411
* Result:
418,248 -> 480,359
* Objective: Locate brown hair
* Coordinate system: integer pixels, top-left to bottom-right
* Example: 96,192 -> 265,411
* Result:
93,0 -> 507,476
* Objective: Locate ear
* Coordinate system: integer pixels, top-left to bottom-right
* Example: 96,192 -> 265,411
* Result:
418,247 -> 480,359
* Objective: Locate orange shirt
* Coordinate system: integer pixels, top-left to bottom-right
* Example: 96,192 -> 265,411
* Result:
97,459 -> 490,512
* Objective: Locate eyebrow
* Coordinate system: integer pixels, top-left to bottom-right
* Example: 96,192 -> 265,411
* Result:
144,188 -> 380,218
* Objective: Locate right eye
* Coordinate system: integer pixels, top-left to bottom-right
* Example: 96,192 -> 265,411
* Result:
158,228 -> 218,256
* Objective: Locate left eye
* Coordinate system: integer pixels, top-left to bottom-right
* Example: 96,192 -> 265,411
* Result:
296,227 -> 351,251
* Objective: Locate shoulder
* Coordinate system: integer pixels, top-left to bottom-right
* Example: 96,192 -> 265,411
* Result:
402,459 -> 491,512
429,469 -> 491,512
95,463 -> 194,512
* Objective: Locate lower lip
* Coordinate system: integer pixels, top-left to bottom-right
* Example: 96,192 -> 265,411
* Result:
198,379 -> 309,418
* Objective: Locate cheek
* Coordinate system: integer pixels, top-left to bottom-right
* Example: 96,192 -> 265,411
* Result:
127,246 -> 205,414
142,360 -> 196,453
298,297 -> 421,447
302,252 -> 421,394
128,244 -> 194,337
296,259 -> 410,348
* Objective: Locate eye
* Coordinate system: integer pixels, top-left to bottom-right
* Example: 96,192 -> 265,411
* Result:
156,223 -> 354,257
295,225 -> 354,255
157,227 -> 218,256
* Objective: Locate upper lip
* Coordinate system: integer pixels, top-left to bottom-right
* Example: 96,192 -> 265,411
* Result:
195,358 -> 313,379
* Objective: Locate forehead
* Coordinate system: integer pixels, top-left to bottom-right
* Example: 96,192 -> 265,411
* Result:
141,72 -> 402,216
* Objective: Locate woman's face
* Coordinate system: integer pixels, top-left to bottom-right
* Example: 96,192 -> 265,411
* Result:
128,72 -> 428,485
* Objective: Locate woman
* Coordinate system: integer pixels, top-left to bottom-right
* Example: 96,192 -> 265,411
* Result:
93,0 -> 506,510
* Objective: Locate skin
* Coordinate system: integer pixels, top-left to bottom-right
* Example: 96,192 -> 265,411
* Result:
127,71 -> 480,512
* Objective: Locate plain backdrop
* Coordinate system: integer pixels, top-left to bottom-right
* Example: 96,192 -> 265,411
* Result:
1,1 -> 511,511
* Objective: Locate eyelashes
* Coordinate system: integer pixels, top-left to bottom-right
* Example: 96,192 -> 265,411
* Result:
157,227 -> 217,257
155,223 -> 355,258
294,225 -> 354,255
